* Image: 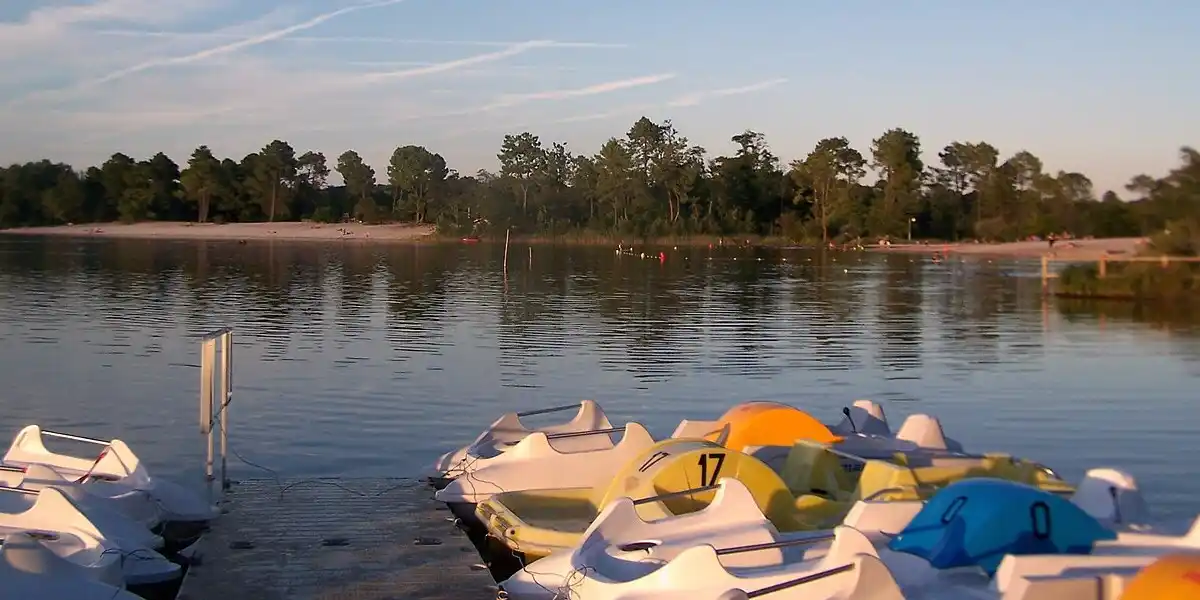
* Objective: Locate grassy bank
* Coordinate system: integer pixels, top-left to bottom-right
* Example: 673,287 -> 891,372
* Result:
1054,221 -> 1200,301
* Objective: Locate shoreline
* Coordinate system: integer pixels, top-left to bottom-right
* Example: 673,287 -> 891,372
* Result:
869,237 -> 1149,261
0,222 -> 1149,260
0,221 -> 439,243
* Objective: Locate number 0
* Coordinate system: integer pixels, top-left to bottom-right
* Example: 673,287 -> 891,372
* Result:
697,453 -> 726,486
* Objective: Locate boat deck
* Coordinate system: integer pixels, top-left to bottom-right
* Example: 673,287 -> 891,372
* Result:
175,477 -> 497,600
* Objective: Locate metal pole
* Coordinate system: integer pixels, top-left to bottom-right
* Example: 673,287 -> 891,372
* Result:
219,331 -> 232,490
516,403 -> 580,418
503,228 -> 510,275
200,338 -> 215,484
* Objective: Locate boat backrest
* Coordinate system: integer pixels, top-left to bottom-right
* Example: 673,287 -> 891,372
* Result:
91,439 -> 142,480
1071,468 -> 1150,526
779,440 -> 858,497
670,419 -> 722,439
894,414 -> 949,450
834,400 -> 891,436
477,400 -> 612,446
4,425 -> 114,476
5,426 -> 50,461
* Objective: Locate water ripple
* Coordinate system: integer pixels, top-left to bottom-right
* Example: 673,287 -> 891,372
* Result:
0,237 -> 1197,518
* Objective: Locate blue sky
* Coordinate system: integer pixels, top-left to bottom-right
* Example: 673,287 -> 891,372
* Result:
0,0 -> 1195,194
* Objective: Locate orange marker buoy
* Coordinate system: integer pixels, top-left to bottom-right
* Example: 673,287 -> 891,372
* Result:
659,252 -> 666,263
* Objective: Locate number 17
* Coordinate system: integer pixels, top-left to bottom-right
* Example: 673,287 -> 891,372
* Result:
697,452 -> 726,486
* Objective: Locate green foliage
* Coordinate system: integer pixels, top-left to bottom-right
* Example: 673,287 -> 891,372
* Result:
0,119 -> 1195,243
1057,218 -> 1200,301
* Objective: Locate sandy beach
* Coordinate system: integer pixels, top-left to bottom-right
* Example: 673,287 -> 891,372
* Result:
0,221 -> 438,242
872,237 -> 1149,260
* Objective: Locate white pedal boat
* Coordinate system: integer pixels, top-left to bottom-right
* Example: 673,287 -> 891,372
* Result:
0,531 -> 142,600
432,400 -> 614,484
4,425 -> 218,523
434,422 -> 732,522
497,477 -> 918,599
0,482 -> 160,550
436,401 -> 964,514
500,469 -> 1191,600
0,486 -> 180,585
434,400 -> 965,490
0,464 -> 162,531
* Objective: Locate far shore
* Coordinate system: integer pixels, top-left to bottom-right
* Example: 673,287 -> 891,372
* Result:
0,221 -> 438,243
871,237 -> 1149,261
0,222 -> 1151,261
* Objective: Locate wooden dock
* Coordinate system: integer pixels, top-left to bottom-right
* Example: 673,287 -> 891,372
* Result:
175,477 -> 497,600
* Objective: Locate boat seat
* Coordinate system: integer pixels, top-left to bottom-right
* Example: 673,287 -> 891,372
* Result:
785,443 -> 1077,529
792,459 -> 926,528
778,440 -> 856,497
892,452 -> 1075,495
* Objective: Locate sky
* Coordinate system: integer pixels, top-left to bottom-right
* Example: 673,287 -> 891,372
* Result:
0,0 -> 1196,194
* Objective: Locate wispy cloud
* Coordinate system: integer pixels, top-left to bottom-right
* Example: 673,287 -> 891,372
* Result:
554,105 -> 658,125
667,78 -> 789,108
0,2 -> 789,180
548,79 -> 791,126
85,0 -> 406,87
92,31 -> 630,48
0,0 -> 218,52
483,74 -> 675,111
356,40 -> 552,83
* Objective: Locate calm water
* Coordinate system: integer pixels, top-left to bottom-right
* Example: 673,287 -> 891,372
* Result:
0,236 -> 1196,520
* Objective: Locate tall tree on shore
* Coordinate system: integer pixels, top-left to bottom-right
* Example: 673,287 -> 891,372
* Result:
180,146 -> 222,223
336,150 -> 376,221
497,132 -> 544,217
294,151 -> 330,219
250,140 -> 297,222
1,117 -> 1188,242
791,137 -> 865,242
387,145 -> 448,224
870,128 -> 924,237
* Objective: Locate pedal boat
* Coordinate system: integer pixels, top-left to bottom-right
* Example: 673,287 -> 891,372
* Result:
432,399 -> 960,489
500,470 -> 1196,600
431,400 -> 613,487
436,401 -> 853,523
0,464 -> 161,533
476,435 -> 1069,564
0,485 -> 180,585
3,425 -> 219,524
0,531 -> 143,599
439,402 -> 970,523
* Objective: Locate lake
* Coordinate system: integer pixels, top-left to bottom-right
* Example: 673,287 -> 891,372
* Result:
0,236 -> 1196,520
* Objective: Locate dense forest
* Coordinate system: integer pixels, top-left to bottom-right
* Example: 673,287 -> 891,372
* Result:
1,116 -> 1196,242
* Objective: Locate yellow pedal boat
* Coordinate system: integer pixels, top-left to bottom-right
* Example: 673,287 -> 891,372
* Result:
476,436 -> 1073,562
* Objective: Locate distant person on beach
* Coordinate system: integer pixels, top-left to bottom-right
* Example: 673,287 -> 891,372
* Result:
1047,233 -> 1056,248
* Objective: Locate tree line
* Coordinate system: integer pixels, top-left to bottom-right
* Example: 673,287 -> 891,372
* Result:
1,116 -> 1196,242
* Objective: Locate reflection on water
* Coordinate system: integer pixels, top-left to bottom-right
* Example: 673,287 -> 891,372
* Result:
0,237 -> 1196,519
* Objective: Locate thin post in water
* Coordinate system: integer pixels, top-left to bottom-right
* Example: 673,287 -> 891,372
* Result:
503,227 -> 510,275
